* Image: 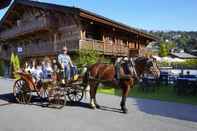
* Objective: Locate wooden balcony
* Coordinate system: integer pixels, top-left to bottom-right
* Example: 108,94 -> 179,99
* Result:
54,39 -> 79,53
0,16 -> 54,40
129,48 -> 140,56
1,39 -> 130,59
79,39 -> 129,56
1,39 -> 80,58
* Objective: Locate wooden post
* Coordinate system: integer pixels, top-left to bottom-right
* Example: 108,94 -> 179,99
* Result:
53,33 -> 57,52
102,34 -> 105,42
137,35 -> 140,49
103,42 -> 105,54
92,40 -> 94,49
80,30 -> 83,40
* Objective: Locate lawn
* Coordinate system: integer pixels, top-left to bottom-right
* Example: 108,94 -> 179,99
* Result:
97,84 -> 197,105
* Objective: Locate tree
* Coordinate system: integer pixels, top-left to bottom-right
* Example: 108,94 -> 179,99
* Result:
10,53 -> 21,78
159,42 -> 169,57
166,41 -> 176,49
175,34 -> 190,49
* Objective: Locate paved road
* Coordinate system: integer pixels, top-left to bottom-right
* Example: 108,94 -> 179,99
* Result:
0,78 -> 197,131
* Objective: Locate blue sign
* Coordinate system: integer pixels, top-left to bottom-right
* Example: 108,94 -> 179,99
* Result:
17,47 -> 23,53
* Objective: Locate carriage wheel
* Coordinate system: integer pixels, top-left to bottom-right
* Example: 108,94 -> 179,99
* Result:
67,84 -> 84,103
13,79 -> 32,104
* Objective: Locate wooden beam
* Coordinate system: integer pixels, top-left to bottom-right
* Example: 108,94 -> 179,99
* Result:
80,12 -> 157,41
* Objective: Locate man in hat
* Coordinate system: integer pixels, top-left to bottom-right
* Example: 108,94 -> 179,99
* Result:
58,46 -> 74,81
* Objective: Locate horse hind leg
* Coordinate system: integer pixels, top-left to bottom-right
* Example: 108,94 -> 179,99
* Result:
89,82 -> 100,109
94,84 -> 100,109
89,81 -> 97,109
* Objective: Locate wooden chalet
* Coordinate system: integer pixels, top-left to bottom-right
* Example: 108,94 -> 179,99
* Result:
0,0 -> 157,75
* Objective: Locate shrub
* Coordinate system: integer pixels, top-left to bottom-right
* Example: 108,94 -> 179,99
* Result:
75,49 -> 99,67
10,53 -> 20,78
159,42 -> 169,57
158,59 -> 197,69
97,55 -> 112,64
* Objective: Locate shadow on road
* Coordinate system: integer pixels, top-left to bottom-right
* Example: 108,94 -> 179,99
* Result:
0,93 -> 16,106
0,93 -> 44,107
0,93 -> 122,114
133,98 -> 197,122
98,105 -> 123,113
66,102 -> 123,113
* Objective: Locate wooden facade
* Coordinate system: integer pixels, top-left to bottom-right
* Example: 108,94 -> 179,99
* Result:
0,0 -> 157,62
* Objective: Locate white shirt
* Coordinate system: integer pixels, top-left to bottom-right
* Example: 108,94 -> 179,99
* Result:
58,54 -> 73,66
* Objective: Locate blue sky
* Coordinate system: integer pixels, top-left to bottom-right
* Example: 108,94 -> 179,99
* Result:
0,0 -> 197,31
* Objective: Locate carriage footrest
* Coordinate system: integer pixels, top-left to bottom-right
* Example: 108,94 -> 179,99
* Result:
48,88 -> 66,109
48,103 -> 65,109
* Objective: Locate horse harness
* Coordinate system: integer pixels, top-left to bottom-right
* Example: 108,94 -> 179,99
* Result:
115,58 -> 139,80
129,58 -> 139,80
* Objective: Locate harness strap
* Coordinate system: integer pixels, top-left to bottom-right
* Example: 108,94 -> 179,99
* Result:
130,58 -> 139,80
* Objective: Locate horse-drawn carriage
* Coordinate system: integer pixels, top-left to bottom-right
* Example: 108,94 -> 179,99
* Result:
12,56 -> 160,113
13,67 -> 86,108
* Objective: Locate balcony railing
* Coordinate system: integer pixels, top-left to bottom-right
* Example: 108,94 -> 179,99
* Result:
129,48 -> 141,56
0,16 -> 53,40
79,39 -> 129,56
1,39 -> 136,58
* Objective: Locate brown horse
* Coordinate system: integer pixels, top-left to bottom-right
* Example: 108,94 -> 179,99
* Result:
84,56 -> 160,113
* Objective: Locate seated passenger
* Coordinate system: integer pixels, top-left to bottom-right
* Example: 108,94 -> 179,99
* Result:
24,60 -> 42,82
42,57 -> 53,79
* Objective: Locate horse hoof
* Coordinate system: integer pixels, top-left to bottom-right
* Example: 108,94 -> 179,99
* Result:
121,108 -> 128,114
90,105 -> 96,109
122,109 -> 128,114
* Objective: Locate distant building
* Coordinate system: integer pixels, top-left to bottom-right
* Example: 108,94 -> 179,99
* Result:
172,34 -> 181,40
170,50 -> 197,59
190,50 -> 197,56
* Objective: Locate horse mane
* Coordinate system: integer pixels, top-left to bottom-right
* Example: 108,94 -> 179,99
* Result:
134,56 -> 148,65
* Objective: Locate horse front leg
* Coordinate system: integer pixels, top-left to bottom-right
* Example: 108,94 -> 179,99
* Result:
120,96 -> 127,113
120,82 -> 131,113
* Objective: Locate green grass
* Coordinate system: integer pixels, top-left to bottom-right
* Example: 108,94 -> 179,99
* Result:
97,85 -> 197,105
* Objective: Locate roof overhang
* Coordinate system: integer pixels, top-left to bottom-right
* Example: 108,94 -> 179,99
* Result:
79,9 -> 158,41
